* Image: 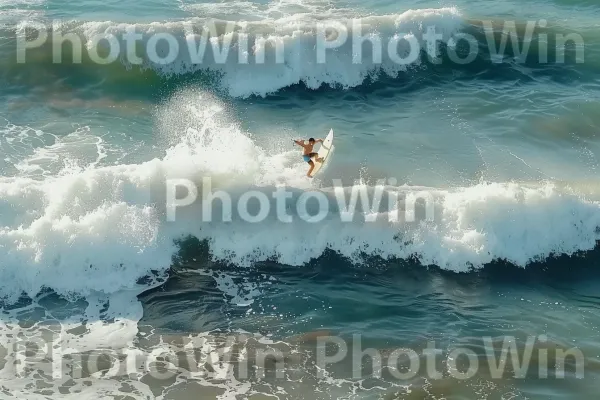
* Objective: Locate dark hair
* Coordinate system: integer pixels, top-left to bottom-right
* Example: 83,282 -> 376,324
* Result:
309,137 -> 315,143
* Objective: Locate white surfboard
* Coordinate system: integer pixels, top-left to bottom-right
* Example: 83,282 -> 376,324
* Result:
309,129 -> 334,177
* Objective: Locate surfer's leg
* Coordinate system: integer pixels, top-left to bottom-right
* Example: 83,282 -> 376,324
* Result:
307,160 -> 315,177
310,152 -> 324,163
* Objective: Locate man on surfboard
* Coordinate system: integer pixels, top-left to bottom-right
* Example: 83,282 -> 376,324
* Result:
294,137 -> 324,177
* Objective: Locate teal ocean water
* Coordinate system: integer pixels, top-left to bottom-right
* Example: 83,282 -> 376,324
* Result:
1,0 -> 600,398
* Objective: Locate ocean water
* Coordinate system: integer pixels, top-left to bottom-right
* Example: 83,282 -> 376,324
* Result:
1,0 -> 600,398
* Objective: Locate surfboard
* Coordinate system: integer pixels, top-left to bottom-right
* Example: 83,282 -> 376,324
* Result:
309,129 -> 334,177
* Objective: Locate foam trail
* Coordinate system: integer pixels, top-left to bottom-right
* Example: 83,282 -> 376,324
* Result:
1,90 -> 600,302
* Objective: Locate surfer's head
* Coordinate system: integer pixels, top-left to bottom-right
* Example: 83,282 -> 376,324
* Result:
309,138 -> 315,144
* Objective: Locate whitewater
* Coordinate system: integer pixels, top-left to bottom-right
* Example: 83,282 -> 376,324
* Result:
1,91 -> 599,302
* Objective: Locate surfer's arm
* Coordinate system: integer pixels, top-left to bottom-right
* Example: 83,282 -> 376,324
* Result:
293,140 -> 305,147
316,139 -> 324,143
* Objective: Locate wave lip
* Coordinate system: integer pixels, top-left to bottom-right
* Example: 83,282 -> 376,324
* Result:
101,6 -> 464,98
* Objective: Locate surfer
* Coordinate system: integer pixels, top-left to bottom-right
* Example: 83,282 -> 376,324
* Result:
294,138 -> 324,177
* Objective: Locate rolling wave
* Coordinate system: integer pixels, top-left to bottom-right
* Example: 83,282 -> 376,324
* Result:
1,7 -> 596,97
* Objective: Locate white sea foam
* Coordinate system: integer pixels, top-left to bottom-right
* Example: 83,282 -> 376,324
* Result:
0,0 -> 45,26
1,90 -> 599,302
179,0 -> 347,20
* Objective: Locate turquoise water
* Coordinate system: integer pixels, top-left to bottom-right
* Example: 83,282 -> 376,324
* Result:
1,0 -> 600,398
